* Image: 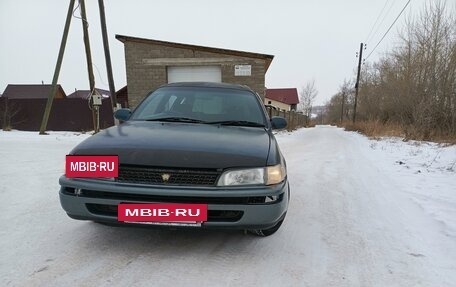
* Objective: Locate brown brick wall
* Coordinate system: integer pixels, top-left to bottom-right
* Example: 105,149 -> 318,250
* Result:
123,41 -> 267,108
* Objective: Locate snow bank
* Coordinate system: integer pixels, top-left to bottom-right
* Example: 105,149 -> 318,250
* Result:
346,131 -> 456,237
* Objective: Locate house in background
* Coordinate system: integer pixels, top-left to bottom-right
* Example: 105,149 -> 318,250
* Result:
265,88 -> 299,111
67,88 -> 110,100
67,87 -> 129,108
1,84 -> 113,131
115,86 -> 129,108
2,84 -> 66,99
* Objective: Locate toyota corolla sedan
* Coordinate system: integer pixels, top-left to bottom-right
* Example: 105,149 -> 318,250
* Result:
59,82 -> 289,236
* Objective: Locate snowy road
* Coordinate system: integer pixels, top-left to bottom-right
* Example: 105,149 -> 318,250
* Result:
1,126 -> 455,286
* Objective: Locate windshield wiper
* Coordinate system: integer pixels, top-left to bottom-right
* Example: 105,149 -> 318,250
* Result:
207,120 -> 265,127
145,117 -> 206,123
145,117 -> 265,127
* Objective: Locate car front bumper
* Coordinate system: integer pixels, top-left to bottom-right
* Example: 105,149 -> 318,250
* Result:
59,176 -> 289,230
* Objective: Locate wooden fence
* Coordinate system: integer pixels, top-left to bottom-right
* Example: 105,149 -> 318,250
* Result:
265,106 -> 308,131
0,97 -> 114,131
1,98 -> 307,132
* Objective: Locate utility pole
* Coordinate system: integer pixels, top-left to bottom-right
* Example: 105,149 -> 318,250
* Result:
80,0 -> 95,91
79,0 -> 99,133
340,91 -> 345,123
353,42 -> 363,124
320,108 -> 323,125
39,0 -> 117,134
98,0 -> 117,110
39,0 -> 76,134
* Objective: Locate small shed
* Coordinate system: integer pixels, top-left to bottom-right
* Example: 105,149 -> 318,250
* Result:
116,35 -> 274,108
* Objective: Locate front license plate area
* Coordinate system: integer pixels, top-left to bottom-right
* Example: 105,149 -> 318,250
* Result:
124,221 -> 202,227
118,203 -> 207,224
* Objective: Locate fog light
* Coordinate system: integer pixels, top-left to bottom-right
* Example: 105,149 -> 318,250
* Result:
265,195 -> 279,203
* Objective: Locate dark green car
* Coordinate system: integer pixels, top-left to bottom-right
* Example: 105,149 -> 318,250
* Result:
59,82 -> 289,236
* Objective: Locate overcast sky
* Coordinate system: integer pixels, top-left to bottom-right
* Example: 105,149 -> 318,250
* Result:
0,0 -> 435,105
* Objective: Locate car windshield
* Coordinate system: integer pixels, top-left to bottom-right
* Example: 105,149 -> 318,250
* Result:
130,86 -> 266,126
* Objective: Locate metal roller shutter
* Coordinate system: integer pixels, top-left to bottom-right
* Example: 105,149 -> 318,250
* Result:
167,66 -> 222,83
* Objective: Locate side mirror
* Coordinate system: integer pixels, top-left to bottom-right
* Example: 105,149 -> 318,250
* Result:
114,108 -> 131,121
271,116 -> 287,130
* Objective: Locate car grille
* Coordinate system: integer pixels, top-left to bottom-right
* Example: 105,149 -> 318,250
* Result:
117,165 -> 220,186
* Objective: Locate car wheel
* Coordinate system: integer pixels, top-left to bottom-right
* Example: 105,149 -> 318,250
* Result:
250,213 -> 286,237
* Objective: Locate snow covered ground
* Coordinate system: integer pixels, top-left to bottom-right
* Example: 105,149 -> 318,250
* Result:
0,126 -> 455,286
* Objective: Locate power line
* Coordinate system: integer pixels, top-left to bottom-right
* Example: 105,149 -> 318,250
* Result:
72,0 -> 89,28
365,0 -> 391,44
92,63 -> 108,86
366,0 -> 396,45
365,0 -> 412,60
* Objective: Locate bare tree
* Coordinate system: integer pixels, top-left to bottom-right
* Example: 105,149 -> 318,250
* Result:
300,80 -> 318,125
324,79 -> 355,124
327,2 -> 456,140
0,99 -> 22,131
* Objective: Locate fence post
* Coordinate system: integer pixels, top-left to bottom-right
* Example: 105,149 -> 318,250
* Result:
289,111 -> 292,128
291,111 -> 294,130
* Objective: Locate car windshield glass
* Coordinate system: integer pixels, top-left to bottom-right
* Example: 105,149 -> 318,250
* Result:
130,86 -> 266,126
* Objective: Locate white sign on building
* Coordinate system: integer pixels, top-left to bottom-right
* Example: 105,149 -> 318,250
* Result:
234,65 -> 251,76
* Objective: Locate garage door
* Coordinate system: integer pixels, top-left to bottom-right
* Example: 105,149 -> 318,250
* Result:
167,66 -> 222,83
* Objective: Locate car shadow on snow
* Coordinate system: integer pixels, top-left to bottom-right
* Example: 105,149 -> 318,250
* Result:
72,221 -> 265,257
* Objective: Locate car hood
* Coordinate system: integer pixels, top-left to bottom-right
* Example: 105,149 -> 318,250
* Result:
71,121 -> 271,169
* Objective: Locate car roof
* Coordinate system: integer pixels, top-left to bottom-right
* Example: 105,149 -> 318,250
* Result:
159,82 -> 255,93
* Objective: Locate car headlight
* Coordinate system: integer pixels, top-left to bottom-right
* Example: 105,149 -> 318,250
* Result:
217,164 -> 286,186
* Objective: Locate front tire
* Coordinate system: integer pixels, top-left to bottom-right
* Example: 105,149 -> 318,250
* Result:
250,213 -> 286,237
